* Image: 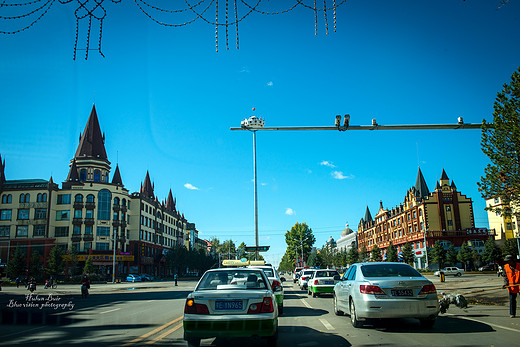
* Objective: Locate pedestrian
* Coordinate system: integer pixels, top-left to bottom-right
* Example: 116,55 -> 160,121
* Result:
174,273 -> 178,286
502,255 -> 520,318
15,277 -> 20,288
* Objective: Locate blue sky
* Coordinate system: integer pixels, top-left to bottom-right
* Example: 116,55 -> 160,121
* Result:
1,0 -> 520,268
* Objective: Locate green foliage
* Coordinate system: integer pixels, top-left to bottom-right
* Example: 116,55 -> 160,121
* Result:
83,256 -> 95,275
479,67 -> 520,213
45,246 -> 65,276
67,245 -> 81,276
370,245 -> 382,262
333,249 -> 347,267
457,242 -> 473,270
166,244 -> 217,275
481,237 -> 502,264
431,241 -> 447,269
29,250 -> 42,280
278,252 -> 295,272
386,242 -> 398,262
359,246 -> 369,263
401,242 -> 415,266
6,247 -> 25,279
501,238 -> 519,259
346,246 -> 359,265
320,246 -> 334,268
285,222 -> 316,265
446,244 -> 458,265
307,250 -> 323,268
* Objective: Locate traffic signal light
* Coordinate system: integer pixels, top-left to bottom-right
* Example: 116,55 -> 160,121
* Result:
244,246 -> 270,252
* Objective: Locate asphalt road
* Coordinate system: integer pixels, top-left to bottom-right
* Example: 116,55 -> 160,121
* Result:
0,274 -> 518,346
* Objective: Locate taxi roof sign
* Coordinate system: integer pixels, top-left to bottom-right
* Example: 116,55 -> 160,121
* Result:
222,259 -> 266,267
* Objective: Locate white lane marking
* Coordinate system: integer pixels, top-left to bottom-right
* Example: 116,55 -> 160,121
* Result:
447,313 -> 520,333
300,298 -> 312,308
319,318 -> 335,330
101,308 -> 121,314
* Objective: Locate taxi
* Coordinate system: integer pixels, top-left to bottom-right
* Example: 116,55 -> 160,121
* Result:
183,263 -> 279,347
248,264 -> 285,315
307,269 -> 340,297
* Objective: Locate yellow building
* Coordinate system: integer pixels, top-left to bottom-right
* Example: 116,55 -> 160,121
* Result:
485,196 -> 518,244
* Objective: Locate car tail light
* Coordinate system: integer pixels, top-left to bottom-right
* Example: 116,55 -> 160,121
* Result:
271,280 -> 281,291
314,280 -> 319,285
248,297 -> 274,314
418,284 -> 437,295
302,276 -> 307,280
360,285 -> 385,295
184,298 -> 209,314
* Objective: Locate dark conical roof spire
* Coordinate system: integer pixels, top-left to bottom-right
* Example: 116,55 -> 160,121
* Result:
140,171 -> 154,199
66,159 -> 80,182
0,153 -> 5,183
450,180 -> 457,190
166,189 -> 176,212
440,169 -> 449,181
364,206 -> 373,222
112,164 -> 123,185
75,104 -> 108,160
414,167 -> 430,200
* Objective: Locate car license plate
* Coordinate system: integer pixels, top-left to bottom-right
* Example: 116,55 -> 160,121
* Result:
391,289 -> 413,296
325,280 -> 334,285
215,300 -> 243,310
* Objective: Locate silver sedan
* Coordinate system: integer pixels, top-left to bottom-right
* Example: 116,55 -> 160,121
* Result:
333,262 -> 439,328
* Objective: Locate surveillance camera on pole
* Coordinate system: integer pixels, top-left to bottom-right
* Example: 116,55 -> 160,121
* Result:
335,115 -> 341,127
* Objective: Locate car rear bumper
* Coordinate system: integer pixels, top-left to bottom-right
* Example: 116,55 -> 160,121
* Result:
184,317 -> 277,338
355,296 -> 439,319
310,285 -> 334,293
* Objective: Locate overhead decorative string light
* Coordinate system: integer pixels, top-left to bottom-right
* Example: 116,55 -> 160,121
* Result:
0,0 -> 347,59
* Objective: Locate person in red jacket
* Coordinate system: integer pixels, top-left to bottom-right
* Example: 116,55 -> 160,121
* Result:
502,255 -> 520,318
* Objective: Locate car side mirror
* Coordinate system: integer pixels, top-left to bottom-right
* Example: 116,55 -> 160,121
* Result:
333,275 -> 340,281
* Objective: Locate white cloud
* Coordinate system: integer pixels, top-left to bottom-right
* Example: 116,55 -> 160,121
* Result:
320,161 -> 336,168
267,81 -> 273,86
261,182 -> 268,186
240,67 -> 250,73
332,171 -> 354,180
184,183 -> 199,190
285,208 -> 296,215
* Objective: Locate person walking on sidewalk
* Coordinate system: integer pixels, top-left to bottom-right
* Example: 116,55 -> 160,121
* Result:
502,255 -> 520,318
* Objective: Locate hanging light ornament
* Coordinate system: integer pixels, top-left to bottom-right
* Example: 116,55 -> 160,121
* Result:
0,0 -> 346,59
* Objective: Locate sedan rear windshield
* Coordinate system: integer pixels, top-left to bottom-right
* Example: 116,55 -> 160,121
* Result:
196,270 -> 268,290
360,264 -> 422,278
315,271 -> 339,278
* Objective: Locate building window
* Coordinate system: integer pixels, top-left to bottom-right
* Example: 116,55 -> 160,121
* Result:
97,190 -> 112,220
413,210 -> 416,219
2,194 -> 12,204
513,222 -> 516,230
94,169 -> 101,182
84,242 -> 92,252
19,193 -> 30,203
34,208 -> 47,220
447,220 -> 453,226
36,193 -> 47,202
17,209 -> 30,220
85,209 -> 93,219
86,194 -> 95,203
97,226 -> 110,236
55,227 -> 69,237
57,194 -> 71,204
74,209 -> 82,218
73,225 -> 81,235
446,206 -> 451,212
80,169 -> 87,181
75,194 -> 84,202
16,225 -> 28,237
56,210 -> 70,221
33,225 -> 46,236
113,211 -> 119,221
96,242 -> 109,250
72,243 -> 81,252
0,226 -> 10,237
85,225 -> 93,235
1,209 -> 12,220
114,197 -> 120,205
506,222 -> 512,230
494,197 -> 500,204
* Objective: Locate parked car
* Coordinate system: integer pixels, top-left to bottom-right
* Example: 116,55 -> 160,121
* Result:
298,269 -> 317,290
333,262 -> 439,328
140,274 -> 154,281
307,269 -> 340,297
293,267 -> 305,283
183,267 -> 279,347
127,274 -> 142,282
478,264 -> 497,271
248,265 -> 285,315
434,267 -> 465,277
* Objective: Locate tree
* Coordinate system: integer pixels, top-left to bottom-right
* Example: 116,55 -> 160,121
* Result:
370,245 -> 382,262
401,242 -> 415,266
28,250 -> 42,280
278,252 -> 295,272
346,246 -> 359,265
386,242 -> 398,262
481,237 -> 502,264
479,67 -> 520,217
67,245 -> 81,276
501,238 -> 519,259
83,256 -> 95,275
220,239 -> 236,260
307,250 -> 323,268
320,246 -> 334,268
45,246 -> 65,277
431,241 -> 447,270
359,246 -> 369,263
457,242 -> 473,271
285,222 -> 315,266
446,244 -> 459,266
6,247 -> 25,279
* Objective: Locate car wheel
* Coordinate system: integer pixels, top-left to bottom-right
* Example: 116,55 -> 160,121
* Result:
350,300 -> 362,328
278,304 -> 284,315
312,291 -> 317,298
456,272 -> 462,277
307,288 -> 311,295
265,328 -> 278,346
419,317 -> 436,329
333,294 -> 344,316
186,338 -> 201,347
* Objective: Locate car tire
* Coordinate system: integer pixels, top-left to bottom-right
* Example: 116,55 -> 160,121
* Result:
265,328 -> 278,346
312,291 -> 317,298
350,300 -> 362,328
419,317 -> 436,329
456,272 -> 462,277
279,304 -> 284,315
333,294 -> 344,316
307,288 -> 311,296
186,338 -> 201,347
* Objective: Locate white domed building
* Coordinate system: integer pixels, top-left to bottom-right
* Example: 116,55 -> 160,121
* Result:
336,222 -> 357,253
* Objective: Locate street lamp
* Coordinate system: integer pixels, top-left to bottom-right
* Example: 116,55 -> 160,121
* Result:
240,111 -> 265,260
300,236 -> 308,267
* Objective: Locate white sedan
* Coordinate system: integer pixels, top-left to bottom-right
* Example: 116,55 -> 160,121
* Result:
183,268 -> 279,347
